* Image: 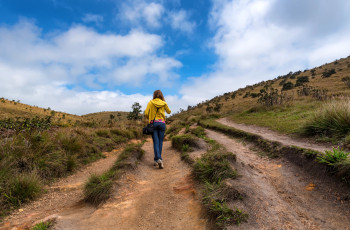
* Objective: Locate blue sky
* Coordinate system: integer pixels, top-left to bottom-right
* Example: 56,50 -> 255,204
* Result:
1,0 -> 350,114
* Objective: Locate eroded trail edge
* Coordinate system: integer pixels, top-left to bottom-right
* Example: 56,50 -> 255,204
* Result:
206,129 -> 350,230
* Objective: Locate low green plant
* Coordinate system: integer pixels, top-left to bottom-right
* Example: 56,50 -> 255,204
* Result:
182,144 -> 190,152
190,126 -> 205,137
31,221 -> 52,230
5,173 -> 42,207
171,134 -> 198,152
193,152 -> 236,184
317,148 -> 350,166
84,173 -> 113,205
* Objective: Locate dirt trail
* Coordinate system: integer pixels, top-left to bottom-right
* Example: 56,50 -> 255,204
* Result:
218,118 -> 331,152
1,148 -> 124,230
206,129 -> 350,230
46,141 -> 208,230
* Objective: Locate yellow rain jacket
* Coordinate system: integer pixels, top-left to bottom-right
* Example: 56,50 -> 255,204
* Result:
144,98 -> 171,123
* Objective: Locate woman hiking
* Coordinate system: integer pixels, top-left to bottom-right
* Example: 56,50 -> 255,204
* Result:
145,90 -> 171,169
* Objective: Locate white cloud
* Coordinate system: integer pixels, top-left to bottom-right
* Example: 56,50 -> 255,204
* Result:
180,0 -> 350,103
168,10 -> 196,34
118,1 -> 164,28
82,14 -> 104,24
0,20 -> 182,114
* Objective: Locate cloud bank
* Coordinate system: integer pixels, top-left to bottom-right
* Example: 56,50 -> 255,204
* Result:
180,0 -> 350,105
0,20 -> 181,114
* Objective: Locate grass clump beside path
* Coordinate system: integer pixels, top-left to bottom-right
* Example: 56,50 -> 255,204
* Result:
171,133 -> 247,229
84,142 -> 145,205
31,220 -> 52,230
303,99 -> 350,140
316,148 -> 350,183
0,126 -> 141,219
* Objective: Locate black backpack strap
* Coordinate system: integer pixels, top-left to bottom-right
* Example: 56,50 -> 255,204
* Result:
152,108 -> 159,123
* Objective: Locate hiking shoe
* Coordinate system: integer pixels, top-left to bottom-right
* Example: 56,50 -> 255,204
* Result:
157,159 -> 164,169
154,161 -> 158,166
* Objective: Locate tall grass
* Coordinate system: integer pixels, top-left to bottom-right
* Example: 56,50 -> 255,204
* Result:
172,133 -> 246,228
303,99 -> 350,137
0,126 -> 141,218
84,143 -> 144,205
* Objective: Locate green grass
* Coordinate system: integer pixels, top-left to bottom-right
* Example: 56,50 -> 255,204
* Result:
171,134 -> 199,152
193,152 -> 237,184
31,221 -> 52,230
172,133 -> 246,228
84,142 -> 145,205
317,148 -> 350,166
303,99 -> 350,138
0,126 -> 142,219
4,173 -> 42,207
230,101 -> 320,134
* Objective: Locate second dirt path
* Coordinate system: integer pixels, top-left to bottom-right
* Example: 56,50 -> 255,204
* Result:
53,140 -> 209,230
206,129 -> 350,230
217,118 -> 331,152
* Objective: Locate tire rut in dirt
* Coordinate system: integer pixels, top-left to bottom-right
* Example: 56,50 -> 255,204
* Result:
206,129 -> 350,230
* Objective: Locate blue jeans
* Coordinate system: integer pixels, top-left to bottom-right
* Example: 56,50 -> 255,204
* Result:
152,122 -> 166,161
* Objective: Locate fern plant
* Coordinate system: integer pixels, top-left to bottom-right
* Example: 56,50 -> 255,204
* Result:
317,148 -> 350,166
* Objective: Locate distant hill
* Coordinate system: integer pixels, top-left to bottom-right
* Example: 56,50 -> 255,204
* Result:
0,98 -> 83,124
0,98 -> 131,127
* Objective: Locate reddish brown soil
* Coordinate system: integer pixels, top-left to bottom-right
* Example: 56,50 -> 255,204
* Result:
206,129 -> 350,230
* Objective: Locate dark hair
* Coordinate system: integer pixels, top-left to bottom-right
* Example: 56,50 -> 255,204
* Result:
153,90 -> 165,101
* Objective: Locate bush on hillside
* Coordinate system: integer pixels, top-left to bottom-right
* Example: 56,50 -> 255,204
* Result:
258,88 -> 293,107
295,76 -> 309,86
322,69 -> 336,78
297,85 -> 313,96
282,82 -> 294,91
342,77 -> 350,88
312,88 -> 328,101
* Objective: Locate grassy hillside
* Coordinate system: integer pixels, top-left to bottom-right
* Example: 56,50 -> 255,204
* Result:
170,55 -> 350,144
0,98 -> 83,124
0,99 -> 144,220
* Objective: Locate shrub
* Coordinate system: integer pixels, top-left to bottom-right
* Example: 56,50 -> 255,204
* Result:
295,76 -> 309,86
191,126 -> 205,137
96,130 -> 110,138
342,77 -> 350,88
303,99 -> 350,137
84,173 -> 113,205
322,69 -> 336,78
312,88 -> 328,101
171,134 -> 199,152
258,88 -> 293,107
193,152 -> 237,183
282,82 -> 294,91
31,221 -> 52,230
5,173 -> 42,207
317,148 -> 350,166
297,85 -> 313,96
